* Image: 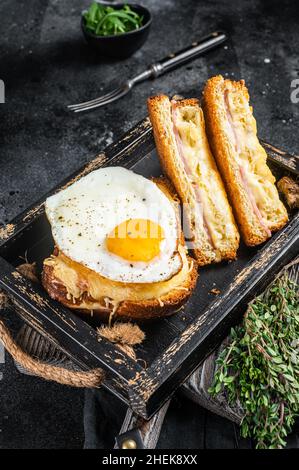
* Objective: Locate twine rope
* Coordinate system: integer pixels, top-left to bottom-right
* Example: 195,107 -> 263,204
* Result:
0,262 -> 145,389
0,289 -> 104,388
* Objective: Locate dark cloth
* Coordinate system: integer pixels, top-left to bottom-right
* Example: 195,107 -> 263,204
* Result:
84,389 -> 299,450
83,389 -> 250,449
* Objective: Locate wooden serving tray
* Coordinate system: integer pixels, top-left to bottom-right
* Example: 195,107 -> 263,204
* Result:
0,117 -> 298,419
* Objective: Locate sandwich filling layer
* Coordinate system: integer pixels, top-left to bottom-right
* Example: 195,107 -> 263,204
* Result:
171,102 -> 214,248
44,243 -> 193,307
171,101 -> 237,252
223,84 -> 287,234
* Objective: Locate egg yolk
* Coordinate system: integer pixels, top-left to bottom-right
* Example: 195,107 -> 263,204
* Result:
106,219 -> 165,262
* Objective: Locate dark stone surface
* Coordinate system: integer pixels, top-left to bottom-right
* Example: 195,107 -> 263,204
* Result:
0,0 -> 298,449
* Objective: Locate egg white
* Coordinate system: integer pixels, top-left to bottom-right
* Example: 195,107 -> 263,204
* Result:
45,167 -> 182,283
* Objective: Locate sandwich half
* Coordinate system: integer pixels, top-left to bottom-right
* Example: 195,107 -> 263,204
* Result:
42,169 -> 198,323
203,75 -> 288,246
148,95 -> 240,266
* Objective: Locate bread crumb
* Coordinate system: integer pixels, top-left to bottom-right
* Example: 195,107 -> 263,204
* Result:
277,176 -> 299,209
97,323 -> 145,361
98,322 -> 145,346
0,290 -> 9,309
16,262 -> 39,283
210,288 -> 221,295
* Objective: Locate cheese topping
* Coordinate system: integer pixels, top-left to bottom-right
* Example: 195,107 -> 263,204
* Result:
172,102 -> 237,249
44,244 -> 191,306
224,84 -> 287,230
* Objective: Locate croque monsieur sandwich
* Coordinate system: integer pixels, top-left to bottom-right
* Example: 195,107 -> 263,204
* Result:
203,76 -> 288,246
42,167 -> 197,321
148,95 -> 240,266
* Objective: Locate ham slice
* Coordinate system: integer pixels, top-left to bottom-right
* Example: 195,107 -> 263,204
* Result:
224,90 -> 271,237
224,90 -> 240,153
171,101 -> 216,248
239,167 -> 271,237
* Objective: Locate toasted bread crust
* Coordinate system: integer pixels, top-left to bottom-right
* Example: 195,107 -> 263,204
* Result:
42,255 -> 198,322
148,95 -> 213,266
42,177 -> 198,322
203,75 -> 288,246
148,94 -> 239,265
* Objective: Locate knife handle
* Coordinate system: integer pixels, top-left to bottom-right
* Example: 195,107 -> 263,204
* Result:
150,31 -> 227,77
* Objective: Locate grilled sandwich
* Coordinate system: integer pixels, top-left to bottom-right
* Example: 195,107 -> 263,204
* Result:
148,95 -> 240,266
203,75 -> 288,246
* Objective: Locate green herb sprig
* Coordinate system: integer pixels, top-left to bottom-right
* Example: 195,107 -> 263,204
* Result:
209,272 -> 299,449
83,2 -> 144,36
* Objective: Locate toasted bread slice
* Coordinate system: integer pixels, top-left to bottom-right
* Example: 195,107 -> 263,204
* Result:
203,75 -> 288,246
148,95 -> 240,266
42,178 -> 198,322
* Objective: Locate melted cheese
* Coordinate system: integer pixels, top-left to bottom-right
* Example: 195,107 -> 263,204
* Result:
44,244 -> 191,305
224,84 -> 287,224
173,105 -> 237,248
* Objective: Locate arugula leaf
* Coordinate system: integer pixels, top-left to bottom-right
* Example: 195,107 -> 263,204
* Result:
89,2 -> 98,23
83,2 -> 144,36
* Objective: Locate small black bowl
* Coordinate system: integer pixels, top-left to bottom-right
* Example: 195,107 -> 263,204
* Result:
81,2 -> 152,59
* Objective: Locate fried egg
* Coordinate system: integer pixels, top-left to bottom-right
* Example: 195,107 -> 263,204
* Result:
45,167 -> 182,283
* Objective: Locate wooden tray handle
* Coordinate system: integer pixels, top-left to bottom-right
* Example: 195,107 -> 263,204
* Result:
0,318 -> 104,388
115,400 -> 171,449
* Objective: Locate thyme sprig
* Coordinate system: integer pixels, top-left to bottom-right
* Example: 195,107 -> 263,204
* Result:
209,272 -> 299,449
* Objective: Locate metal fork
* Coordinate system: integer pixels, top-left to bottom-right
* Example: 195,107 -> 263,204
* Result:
68,31 -> 227,112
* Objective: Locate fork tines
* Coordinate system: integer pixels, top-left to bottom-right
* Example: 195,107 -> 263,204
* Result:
68,86 -> 127,112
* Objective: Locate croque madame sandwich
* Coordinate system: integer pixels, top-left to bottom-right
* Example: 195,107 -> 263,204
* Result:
148,95 -> 240,266
42,167 -> 197,322
203,76 -> 288,246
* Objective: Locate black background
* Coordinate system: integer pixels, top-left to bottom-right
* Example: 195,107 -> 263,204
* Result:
0,0 -> 298,448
